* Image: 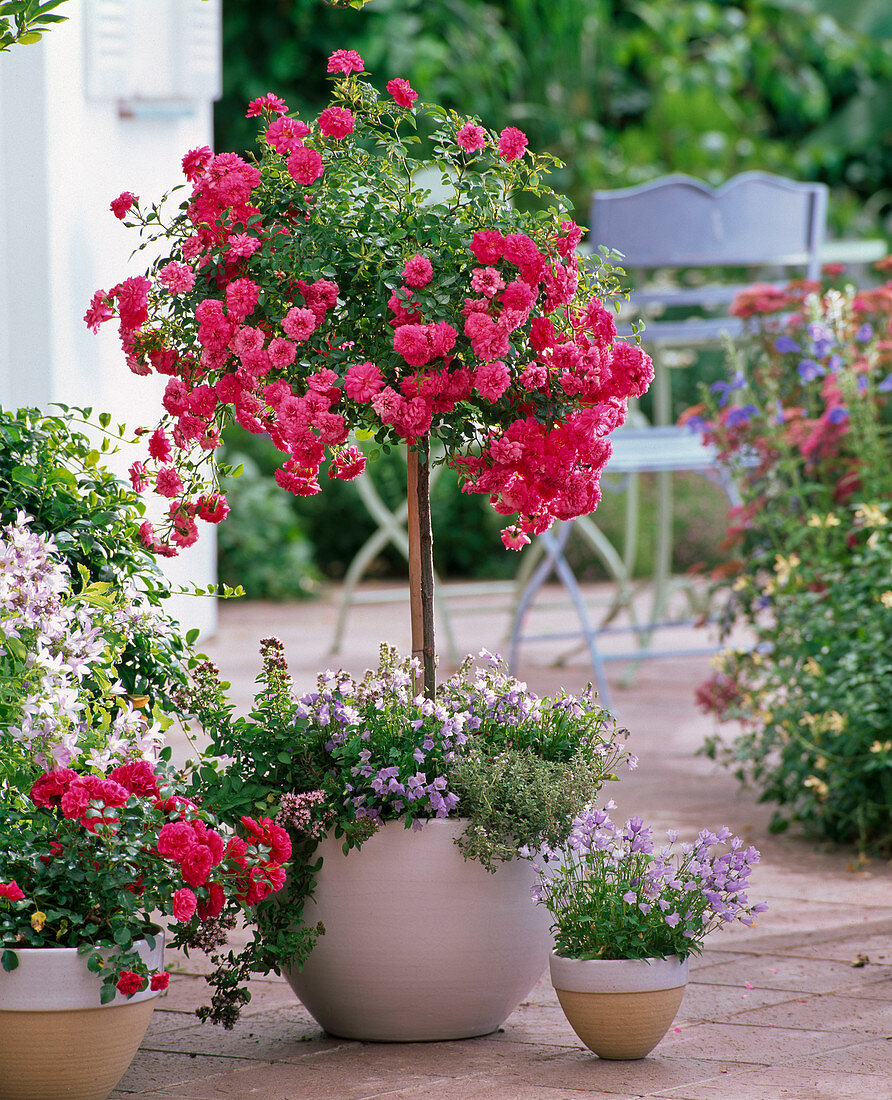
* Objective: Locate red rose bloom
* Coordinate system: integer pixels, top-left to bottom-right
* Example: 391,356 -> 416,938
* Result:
150,971 -> 170,992
30,769 -> 78,808
116,970 -> 146,997
108,761 -> 161,798
197,882 -> 225,920
0,881 -> 25,901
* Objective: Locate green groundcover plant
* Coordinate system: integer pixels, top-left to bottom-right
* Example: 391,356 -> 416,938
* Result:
0,761 -> 289,1006
534,805 -> 766,960
181,640 -> 633,1026
685,261 -> 892,853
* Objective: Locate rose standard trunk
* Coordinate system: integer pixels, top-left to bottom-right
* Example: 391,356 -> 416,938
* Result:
406,440 -> 436,698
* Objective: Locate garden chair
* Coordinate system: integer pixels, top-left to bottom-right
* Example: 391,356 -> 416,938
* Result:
508,171 -> 829,707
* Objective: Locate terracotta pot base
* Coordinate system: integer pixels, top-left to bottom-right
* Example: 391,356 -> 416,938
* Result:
0,999 -> 156,1100
554,985 -> 685,1059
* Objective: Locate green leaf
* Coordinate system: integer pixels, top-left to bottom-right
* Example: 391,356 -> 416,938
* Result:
1,949 -> 19,972
100,982 -> 117,1004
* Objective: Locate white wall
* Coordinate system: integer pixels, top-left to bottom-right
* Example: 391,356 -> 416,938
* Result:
0,0 -> 221,637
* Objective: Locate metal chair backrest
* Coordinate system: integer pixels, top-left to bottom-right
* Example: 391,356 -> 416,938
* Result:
589,170 -> 827,277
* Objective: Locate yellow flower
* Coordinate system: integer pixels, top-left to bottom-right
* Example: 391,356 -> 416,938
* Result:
803,776 -> 829,799
801,712 -> 818,730
803,657 -> 822,677
732,576 -> 748,592
855,504 -> 888,528
30,911 -> 47,932
773,554 -> 800,586
807,513 -> 840,528
880,592 -> 892,609
823,711 -> 846,735
869,740 -> 892,754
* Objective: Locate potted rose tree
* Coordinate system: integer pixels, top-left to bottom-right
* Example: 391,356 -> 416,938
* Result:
87,47 -> 652,694
87,50 -> 654,1038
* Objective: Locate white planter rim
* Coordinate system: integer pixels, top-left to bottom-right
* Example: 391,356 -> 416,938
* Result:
549,952 -> 688,994
0,931 -> 165,1010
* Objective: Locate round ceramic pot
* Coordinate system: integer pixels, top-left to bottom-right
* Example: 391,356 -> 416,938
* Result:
549,953 -> 688,1060
285,819 -> 552,1041
0,932 -> 164,1100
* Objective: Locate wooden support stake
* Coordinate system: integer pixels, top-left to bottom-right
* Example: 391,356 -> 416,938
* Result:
407,441 -> 436,698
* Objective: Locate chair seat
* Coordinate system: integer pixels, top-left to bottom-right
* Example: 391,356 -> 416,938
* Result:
606,425 -> 719,475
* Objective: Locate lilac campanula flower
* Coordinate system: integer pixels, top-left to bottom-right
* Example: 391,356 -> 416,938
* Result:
774,401 -> 786,425
807,321 -> 835,357
726,404 -> 758,428
878,374 -> 892,393
774,334 -> 800,354
827,353 -> 842,373
857,376 -> 868,394
826,405 -> 849,425
855,323 -> 873,342
710,371 -> 746,408
797,359 -> 825,382
684,414 -> 706,434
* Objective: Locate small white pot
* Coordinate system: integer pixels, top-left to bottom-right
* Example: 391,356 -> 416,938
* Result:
549,953 -> 688,1059
285,819 -> 552,1041
0,932 -> 164,1100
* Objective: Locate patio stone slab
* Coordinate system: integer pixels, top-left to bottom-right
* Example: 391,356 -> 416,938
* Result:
656,1064 -> 892,1100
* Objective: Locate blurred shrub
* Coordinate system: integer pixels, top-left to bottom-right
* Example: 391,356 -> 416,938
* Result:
217,0 -> 892,235
217,451 -> 321,600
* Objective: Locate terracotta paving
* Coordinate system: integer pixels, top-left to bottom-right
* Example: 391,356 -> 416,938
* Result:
112,583 -> 892,1100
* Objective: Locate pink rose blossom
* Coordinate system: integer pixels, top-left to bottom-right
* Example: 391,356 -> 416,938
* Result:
245,93 -> 288,118
158,261 -> 195,295
282,306 -> 318,342
83,290 -> 114,333
267,337 -> 297,369
498,126 -> 528,161
317,106 -> 355,139
196,493 -> 230,523
226,278 -> 260,321
265,116 -> 310,154
226,233 -> 261,259
329,445 -> 367,480
470,230 -> 504,265
326,49 -> 365,74
402,254 -> 433,288
172,888 -> 198,921
471,267 -> 505,298
387,78 -> 418,108
155,466 -> 184,498
501,526 -> 531,551
181,145 -> 212,183
475,360 -> 511,402
129,462 -> 148,493
345,360 -> 384,403
110,191 -> 138,219
456,123 -> 486,152
287,147 -> 324,186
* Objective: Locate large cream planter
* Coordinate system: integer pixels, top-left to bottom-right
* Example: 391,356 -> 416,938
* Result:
285,819 -> 552,1041
550,953 -> 688,1059
0,932 -> 164,1100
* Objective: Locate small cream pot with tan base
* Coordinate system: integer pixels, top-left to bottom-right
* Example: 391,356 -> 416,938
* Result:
549,953 -> 688,1059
